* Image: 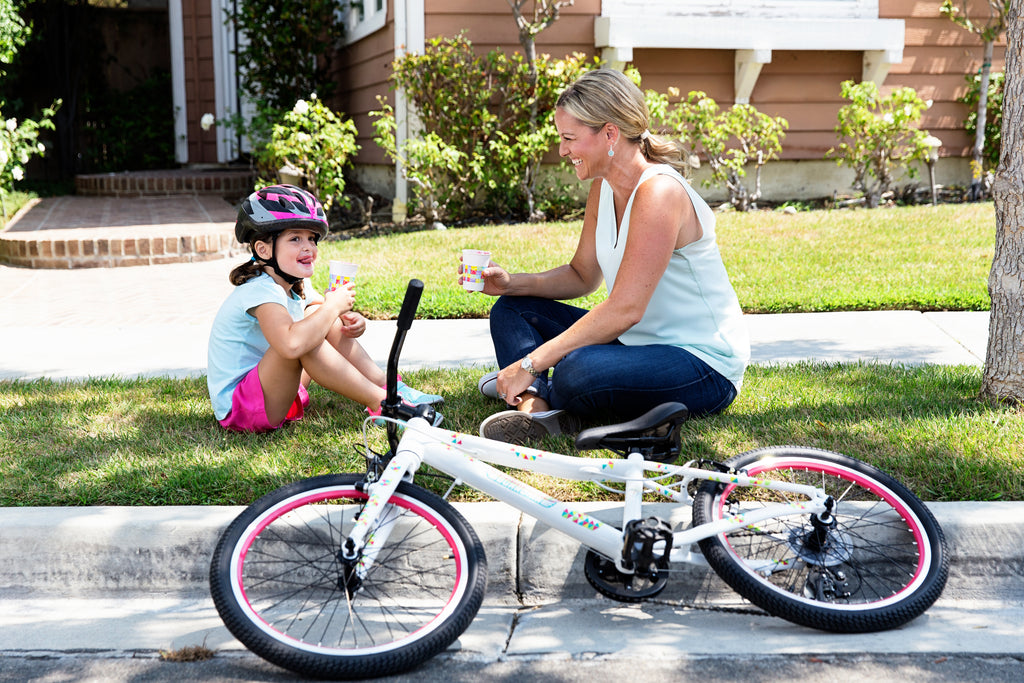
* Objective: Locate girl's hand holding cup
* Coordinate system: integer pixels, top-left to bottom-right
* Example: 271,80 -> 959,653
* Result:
324,280 -> 355,314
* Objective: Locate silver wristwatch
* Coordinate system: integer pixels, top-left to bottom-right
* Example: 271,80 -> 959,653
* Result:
520,356 -> 539,377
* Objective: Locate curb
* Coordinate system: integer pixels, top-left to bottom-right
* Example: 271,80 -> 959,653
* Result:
2,502 -> 1022,604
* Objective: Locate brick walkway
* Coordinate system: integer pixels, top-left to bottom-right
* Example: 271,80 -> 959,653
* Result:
0,168 -> 253,269
0,195 -> 242,268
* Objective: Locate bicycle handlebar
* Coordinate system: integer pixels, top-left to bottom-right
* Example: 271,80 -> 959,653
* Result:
384,280 -> 426,449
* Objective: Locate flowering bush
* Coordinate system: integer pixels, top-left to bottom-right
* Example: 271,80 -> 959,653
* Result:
828,81 -> 932,208
0,99 -> 59,217
256,95 -> 359,212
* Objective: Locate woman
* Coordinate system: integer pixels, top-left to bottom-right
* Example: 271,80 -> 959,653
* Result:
469,69 -> 749,446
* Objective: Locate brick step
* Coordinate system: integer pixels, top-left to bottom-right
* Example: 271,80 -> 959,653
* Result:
0,194 -> 244,269
75,167 -> 255,199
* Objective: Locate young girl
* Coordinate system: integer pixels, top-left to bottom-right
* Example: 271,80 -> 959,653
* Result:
207,184 -> 441,433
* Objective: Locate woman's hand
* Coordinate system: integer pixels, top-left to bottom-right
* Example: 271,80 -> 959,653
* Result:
459,254 -> 511,296
495,358 -> 536,406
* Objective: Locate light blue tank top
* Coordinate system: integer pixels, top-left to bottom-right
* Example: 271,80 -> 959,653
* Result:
594,165 -> 749,389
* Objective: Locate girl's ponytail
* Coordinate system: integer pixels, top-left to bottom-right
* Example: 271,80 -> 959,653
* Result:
229,252 -> 306,298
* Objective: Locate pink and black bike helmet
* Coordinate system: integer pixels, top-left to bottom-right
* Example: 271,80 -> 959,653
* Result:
235,184 -> 328,244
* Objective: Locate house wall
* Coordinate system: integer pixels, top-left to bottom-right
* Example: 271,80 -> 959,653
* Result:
332,0 -> 1005,202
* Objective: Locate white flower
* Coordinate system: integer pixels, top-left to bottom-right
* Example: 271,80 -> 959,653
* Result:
883,113 -> 894,124
296,132 -> 312,143
200,113 -> 216,131
925,99 -> 934,109
0,148 -> 8,166
37,143 -> 45,154
18,150 -> 28,164
5,118 -> 16,132
309,92 -> 318,100
293,99 -> 309,115
12,166 -> 23,181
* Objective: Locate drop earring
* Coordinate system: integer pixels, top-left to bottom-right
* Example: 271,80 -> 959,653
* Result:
608,148 -> 615,158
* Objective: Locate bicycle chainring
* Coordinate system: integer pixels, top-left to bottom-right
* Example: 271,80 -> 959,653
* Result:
584,550 -> 667,603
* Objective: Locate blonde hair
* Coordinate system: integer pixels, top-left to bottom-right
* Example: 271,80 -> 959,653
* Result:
556,68 -> 686,174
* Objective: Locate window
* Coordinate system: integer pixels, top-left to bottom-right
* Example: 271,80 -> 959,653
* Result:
343,0 -> 387,44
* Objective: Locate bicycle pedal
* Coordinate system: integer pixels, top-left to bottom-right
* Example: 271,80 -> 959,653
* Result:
622,516 -> 673,579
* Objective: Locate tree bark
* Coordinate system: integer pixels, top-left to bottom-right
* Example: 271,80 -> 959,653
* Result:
982,1 -> 1024,403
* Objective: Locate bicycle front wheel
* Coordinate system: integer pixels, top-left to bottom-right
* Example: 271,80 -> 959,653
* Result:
692,447 -> 947,633
209,473 -> 487,679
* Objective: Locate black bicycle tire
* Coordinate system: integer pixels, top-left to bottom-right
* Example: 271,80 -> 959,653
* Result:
209,473 -> 487,679
692,446 -> 948,633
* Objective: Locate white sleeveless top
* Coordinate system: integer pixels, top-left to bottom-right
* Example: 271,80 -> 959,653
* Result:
594,165 -> 749,389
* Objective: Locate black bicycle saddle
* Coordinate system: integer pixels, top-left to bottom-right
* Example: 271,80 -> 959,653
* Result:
574,402 -> 690,462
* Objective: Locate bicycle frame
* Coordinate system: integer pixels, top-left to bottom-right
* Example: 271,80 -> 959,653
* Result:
347,415 -> 832,576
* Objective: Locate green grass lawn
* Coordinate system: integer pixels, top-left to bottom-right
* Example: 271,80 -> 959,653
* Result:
1,364 -> 1021,506
1,200 -> 1014,506
315,202 -> 995,319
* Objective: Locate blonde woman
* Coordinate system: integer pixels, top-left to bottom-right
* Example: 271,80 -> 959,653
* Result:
473,69 -> 749,445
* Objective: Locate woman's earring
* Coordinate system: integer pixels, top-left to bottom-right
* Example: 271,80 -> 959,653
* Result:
608,148 -> 615,158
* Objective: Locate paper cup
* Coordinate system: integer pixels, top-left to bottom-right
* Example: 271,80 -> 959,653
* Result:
328,261 -> 358,291
461,249 -> 490,292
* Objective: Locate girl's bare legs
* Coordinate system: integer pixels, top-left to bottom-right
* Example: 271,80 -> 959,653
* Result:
258,317 -> 387,425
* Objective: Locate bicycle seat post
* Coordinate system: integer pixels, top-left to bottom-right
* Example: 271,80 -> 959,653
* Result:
622,452 -> 645,530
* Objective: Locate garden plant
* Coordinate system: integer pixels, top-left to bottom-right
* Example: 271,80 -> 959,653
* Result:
828,80 -> 933,208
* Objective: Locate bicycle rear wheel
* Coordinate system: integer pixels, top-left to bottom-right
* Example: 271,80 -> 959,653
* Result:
210,473 -> 486,679
692,447 -> 947,633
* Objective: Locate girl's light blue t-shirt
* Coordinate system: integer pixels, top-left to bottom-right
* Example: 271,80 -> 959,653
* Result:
207,273 -> 306,420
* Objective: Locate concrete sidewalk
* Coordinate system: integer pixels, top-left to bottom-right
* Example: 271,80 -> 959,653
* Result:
0,259 -> 989,381
1,501 -> 1022,663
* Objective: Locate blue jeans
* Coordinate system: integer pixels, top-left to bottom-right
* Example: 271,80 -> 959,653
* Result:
489,296 -> 737,422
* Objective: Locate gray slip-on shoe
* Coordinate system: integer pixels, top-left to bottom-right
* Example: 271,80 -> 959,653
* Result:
479,409 -> 580,445
477,370 -> 500,400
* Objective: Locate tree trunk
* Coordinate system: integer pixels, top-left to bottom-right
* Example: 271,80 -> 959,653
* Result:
982,2 -> 1024,403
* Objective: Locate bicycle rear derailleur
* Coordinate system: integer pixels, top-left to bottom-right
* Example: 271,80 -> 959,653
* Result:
584,516 -> 673,603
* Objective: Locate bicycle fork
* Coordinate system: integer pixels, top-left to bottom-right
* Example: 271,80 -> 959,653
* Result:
338,440 -> 425,584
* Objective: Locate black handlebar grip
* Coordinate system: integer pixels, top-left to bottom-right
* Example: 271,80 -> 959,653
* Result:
396,279 -> 424,331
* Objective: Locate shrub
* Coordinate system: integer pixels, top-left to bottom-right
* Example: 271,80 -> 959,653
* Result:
225,0 -> 343,153
828,80 -> 931,208
650,87 -> 787,211
371,34 -> 594,224
959,70 -> 1003,172
256,95 -> 359,212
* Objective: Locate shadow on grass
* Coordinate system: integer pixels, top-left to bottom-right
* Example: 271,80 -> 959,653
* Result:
1,364 -> 1020,506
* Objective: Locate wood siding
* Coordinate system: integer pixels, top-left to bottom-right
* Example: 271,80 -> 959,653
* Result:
333,0 -> 1005,183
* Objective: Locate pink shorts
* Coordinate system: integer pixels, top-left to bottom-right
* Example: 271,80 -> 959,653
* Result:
219,366 -> 310,433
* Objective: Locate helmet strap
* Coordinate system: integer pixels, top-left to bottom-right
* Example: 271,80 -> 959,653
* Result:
252,237 -> 303,285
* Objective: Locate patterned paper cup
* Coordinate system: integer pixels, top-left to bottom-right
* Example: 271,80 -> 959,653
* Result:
328,261 -> 358,291
461,249 -> 490,292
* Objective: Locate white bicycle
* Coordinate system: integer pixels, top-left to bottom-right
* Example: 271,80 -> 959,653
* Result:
210,280 -> 949,679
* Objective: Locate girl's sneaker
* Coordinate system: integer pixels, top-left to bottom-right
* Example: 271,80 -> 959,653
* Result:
367,401 -> 444,427
479,409 -> 580,445
396,380 -> 444,406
